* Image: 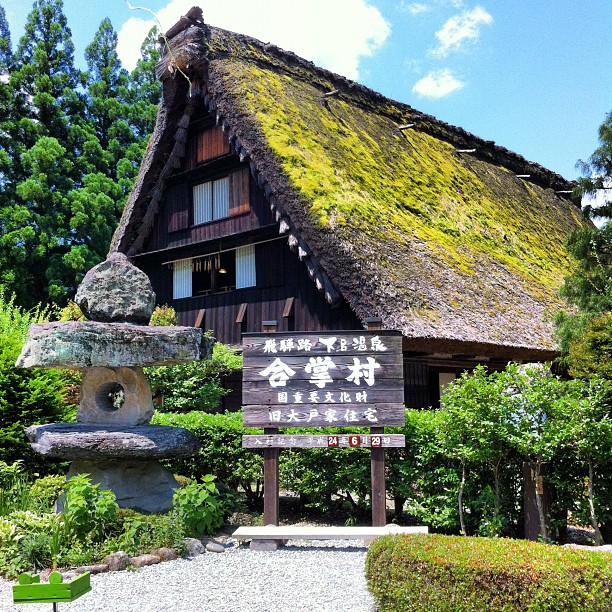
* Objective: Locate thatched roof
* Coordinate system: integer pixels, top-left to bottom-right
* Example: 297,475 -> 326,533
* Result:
111,6 -> 587,359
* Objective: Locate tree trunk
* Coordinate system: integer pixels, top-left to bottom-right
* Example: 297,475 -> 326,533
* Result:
493,462 -> 501,523
394,495 -> 406,518
458,460 -> 467,536
587,456 -> 603,546
533,461 -> 548,542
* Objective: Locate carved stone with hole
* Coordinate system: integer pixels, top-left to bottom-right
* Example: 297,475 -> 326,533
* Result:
78,367 -> 154,426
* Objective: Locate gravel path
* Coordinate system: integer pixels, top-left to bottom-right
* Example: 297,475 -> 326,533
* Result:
0,539 -> 376,612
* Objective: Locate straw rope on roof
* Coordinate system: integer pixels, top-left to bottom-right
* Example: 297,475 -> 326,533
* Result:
111,6 -> 588,357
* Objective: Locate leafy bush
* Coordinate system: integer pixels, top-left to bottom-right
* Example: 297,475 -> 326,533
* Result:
145,342 -> 242,413
28,475 -> 66,514
366,534 -> 612,611
115,508 -> 185,556
61,474 -> 118,542
153,411 -> 263,506
173,476 -> 226,537
0,296 -> 72,474
149,304 -> 177,326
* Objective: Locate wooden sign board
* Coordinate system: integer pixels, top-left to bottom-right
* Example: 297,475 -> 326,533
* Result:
242,331 -> 404,428
243,434 -> 405,448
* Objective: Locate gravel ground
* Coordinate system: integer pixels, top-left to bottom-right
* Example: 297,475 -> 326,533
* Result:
0,539 -> 376,612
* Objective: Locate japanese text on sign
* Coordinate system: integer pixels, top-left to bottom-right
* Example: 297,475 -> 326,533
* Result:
242,331 -> 404,428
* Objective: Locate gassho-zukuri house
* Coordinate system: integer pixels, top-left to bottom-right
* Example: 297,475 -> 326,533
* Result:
110,6 -> 587,409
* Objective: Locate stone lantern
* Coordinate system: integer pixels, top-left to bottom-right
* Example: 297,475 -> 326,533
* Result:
16,253 -> 213,513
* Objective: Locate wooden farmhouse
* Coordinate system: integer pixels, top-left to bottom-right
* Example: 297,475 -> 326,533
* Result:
111,7 -> 587,409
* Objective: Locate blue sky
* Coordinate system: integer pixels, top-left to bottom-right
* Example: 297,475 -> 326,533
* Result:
3,0 -> 611,182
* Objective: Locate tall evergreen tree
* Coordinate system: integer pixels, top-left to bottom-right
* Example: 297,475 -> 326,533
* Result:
560,111 -> 612,315
0,4 -> 11,71
85,18 -> 130,174
128,26 -> 161,139
11,0 -> 83,152
0,4 -> 14,192
0,5 -> 163,307
555,111 -> 612,360
1,0 -> 86,306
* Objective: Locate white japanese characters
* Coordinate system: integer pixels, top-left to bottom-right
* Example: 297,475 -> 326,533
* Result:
243,331 -> 404,429
259,336 -> 387,389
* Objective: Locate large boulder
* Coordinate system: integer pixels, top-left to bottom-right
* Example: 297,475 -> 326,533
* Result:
75,252 -> 155,324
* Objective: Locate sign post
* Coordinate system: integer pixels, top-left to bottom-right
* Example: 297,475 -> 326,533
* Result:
261,321 -> 279,527
242,329 -> 404,531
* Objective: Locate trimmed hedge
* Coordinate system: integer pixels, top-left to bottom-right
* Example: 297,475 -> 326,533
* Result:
151,411 -> 264,506
366,534 -> 612,611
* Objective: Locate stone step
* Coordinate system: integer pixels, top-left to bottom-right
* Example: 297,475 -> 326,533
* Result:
233,524 -> 428,543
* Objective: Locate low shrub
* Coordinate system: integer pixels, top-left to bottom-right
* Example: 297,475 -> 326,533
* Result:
173,476 -> 225,537
153,411 -> 264,506
366,534 -> 612,611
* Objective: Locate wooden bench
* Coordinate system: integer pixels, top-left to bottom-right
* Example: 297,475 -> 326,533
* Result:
233,524 -> 428,549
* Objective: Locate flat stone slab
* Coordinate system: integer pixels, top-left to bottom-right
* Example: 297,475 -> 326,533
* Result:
26,423 -> 201,460
16,321 -> 214,368
233,524 -> 429,543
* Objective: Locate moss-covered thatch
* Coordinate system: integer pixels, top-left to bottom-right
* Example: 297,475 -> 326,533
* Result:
112,8 -> 588,358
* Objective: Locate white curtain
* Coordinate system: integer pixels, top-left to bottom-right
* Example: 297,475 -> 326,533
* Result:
173,258 -> 192,299
235,244 -> 256,288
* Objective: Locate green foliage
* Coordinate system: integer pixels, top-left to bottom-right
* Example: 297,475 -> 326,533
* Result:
0,461 -> 32,516
279,427 -> 371,517
366,534 -> 612,611
28,474 -> 65,513
575,110 -> 612,220
0,296 -> 68,472
173,476 -> 226,537
59,300 -> 86,322
146,342 -> 242,413
555,110 -> 612,366
61,474 -> 118,542
149,304 -> 177,326
115,508 -> 185,556
0,4 -> 159,308
152,411 -> 263,506
567,312 -> 612,380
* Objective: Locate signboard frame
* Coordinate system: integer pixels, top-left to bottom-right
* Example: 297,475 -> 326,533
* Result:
241,327 -> 405,529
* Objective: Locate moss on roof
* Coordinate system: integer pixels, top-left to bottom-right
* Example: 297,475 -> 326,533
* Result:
206,44 -> 584,343
115,18 -> 589,355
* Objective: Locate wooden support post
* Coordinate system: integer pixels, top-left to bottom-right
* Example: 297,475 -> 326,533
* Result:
366,317 -> 386,526
263,427 -> 280,526
262,321 -> 279,527
371,426 -> 386,527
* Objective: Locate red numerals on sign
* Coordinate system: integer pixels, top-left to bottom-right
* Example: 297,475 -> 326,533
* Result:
371,436 -> 382,447
349,435 -> 361,447
327,436 -> 339,447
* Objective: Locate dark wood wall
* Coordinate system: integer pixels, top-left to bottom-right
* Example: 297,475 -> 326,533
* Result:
144,165 -> 274,253
138,237 -> 363,347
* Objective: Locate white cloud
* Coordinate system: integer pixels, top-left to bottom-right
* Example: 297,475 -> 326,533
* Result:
431,5 -> 493,57
404,3 -> 430,15
118,0 -> 390,80
412,68 -> 464,98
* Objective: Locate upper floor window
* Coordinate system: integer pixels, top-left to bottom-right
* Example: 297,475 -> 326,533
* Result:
193,176 -> 229,224
192,167 -> 250,226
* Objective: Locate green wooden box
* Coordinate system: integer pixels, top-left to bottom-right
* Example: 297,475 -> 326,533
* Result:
13,571 -> 91,604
